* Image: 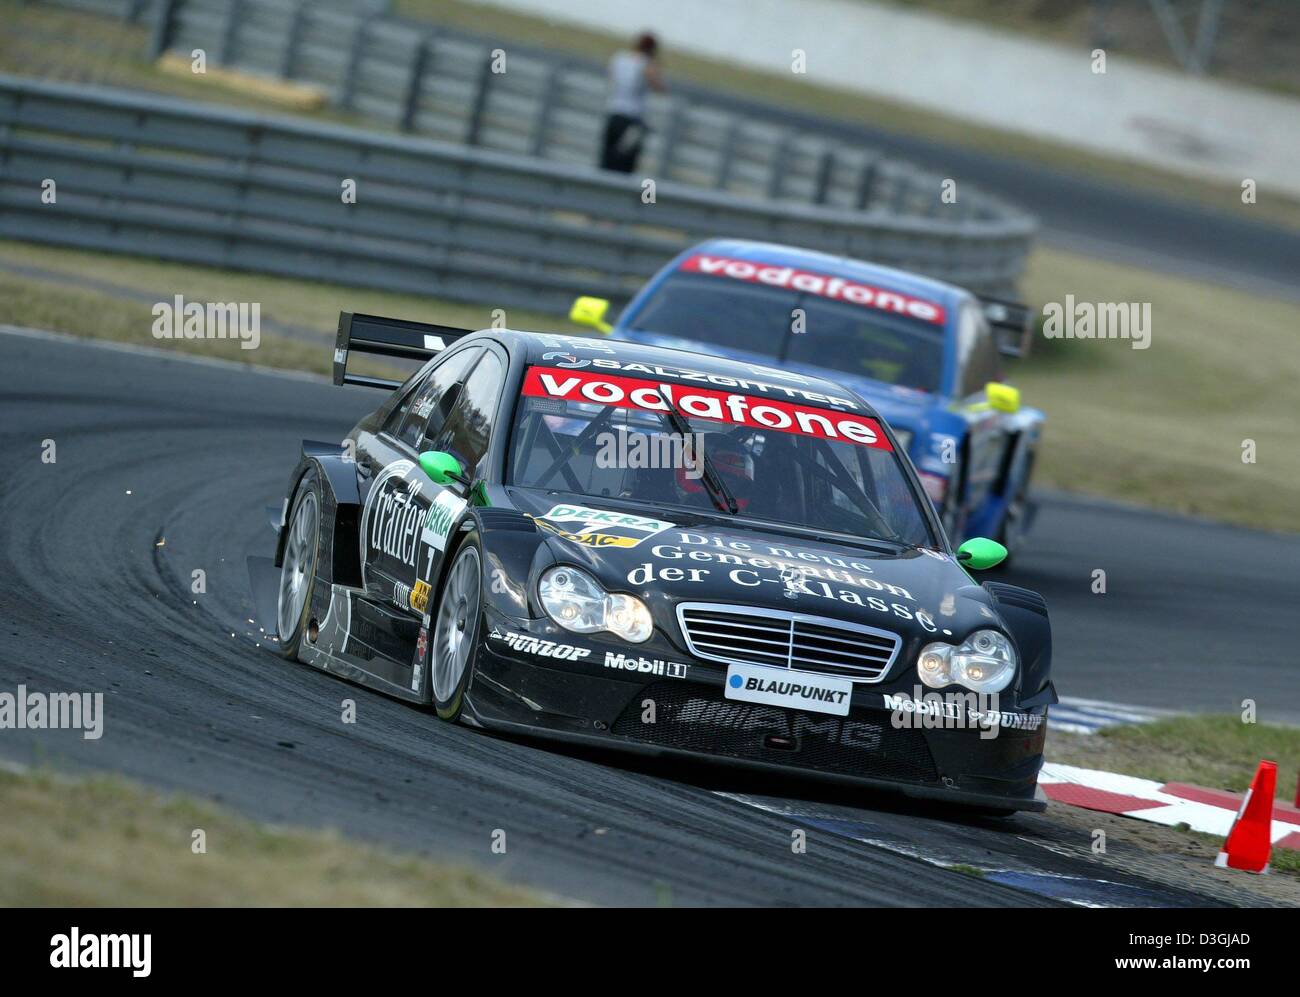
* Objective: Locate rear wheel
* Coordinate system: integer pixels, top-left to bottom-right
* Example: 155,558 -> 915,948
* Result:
431,534 -> 483,721
277,472 -> 321,659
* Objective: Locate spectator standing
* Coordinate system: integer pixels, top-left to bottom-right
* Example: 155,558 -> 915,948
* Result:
600,32 -> 665,173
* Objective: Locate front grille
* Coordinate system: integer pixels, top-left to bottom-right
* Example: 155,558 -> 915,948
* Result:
613,682 -> 938,782
677,602 -> 900,681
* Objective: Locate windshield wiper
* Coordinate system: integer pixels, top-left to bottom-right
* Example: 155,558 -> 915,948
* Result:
651,386 -> 739,515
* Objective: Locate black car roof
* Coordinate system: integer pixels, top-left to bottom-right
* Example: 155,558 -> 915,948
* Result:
488,329 -> 875,415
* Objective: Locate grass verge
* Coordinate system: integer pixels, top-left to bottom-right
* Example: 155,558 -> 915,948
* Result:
1268,843 -> 1300,877
0,239 -> 570,380
1013,246 -> 1300,533
0,766 -> 548,905
1047,716 -> 1300,801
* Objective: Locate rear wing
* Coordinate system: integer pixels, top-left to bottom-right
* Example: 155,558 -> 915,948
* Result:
979,297 -> 1034,359
333,312 -> 474,389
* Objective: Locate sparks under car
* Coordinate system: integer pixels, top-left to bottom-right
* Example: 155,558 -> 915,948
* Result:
269,313 -> 1056,812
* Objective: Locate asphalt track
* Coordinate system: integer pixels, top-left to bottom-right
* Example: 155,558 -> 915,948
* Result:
2,328 -> 1296,906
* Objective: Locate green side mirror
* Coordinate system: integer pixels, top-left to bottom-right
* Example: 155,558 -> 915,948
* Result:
569,295 -> 613,334
956,537 -> 1007,570
418,450 -> 466,486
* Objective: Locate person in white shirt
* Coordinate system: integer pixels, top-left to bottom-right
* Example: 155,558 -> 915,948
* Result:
600,32 -> 666,173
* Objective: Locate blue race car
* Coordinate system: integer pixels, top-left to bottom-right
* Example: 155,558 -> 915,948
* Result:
568,239 -> 1041,557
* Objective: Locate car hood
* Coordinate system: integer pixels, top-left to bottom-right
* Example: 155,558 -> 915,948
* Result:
506,488 -> 994,649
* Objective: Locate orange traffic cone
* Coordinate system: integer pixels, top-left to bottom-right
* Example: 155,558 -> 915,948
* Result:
1214,759 -> 1277,874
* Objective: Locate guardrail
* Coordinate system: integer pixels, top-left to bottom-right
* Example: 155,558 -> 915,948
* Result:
37,0 -> 388,22
51,0 -> 1028,229
36,0 -> 160,21
0,75 -> 1034,313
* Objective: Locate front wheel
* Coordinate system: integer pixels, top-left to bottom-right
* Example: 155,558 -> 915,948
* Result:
431,535 -> 483,721
277,471 -> 322,659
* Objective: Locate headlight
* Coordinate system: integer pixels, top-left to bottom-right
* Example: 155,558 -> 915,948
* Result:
538,566 -> 653,643
917,629 -> 1017,693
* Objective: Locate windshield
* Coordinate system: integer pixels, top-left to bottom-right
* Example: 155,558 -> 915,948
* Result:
627,265 -> 947,392
507,365 -> 934,547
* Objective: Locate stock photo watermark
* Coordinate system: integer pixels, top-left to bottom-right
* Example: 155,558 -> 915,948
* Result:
1042,295 -> 1152,350
0,686 -> 104,740
151,295 -> 261,350
884,687 -> 1042,740
595,429 -> 704,478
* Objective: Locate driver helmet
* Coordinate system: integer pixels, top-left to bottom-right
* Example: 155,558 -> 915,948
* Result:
673,431 -> 755,510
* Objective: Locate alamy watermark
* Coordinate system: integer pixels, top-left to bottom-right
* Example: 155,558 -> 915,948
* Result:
595,430 -> 704,479
50,928 -> 150,977
884,687 -> 1042,740
1042,295 -> 1151,350
0,685 -> 103,740
151,294 -> 261,350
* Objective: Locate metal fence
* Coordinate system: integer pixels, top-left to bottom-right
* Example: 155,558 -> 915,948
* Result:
35,0 -> 388,22
124,0 -> 1026,227
35,0 -> 160,21
0,75 -> 1033,313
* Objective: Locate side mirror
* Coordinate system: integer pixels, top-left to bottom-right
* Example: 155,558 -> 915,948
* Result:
980,297 -> 1033,358
985,382 -> 1020,414
418,450 -> 468,487
569,295 -> 613,334
957,537 -> 1007,570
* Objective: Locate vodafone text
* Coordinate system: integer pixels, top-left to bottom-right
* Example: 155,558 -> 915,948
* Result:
680,253 -> 946,325
522,367 -> 891,451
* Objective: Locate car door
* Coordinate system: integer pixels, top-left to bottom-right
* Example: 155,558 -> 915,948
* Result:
404,346 -> 508,614
358,346 -> 483,630
953,303 -> 1009,520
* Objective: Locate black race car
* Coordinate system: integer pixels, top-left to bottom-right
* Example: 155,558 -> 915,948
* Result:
269,313 -> 1056,812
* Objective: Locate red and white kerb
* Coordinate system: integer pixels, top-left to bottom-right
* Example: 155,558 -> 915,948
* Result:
679,253 -> 946,325
523,367 -> 892,451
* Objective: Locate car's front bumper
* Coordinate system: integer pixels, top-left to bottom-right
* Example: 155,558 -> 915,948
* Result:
469,612 -> 1048,812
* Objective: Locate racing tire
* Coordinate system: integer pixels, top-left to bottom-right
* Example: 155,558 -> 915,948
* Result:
431,531 -> 484,722
276,469 -> 323,660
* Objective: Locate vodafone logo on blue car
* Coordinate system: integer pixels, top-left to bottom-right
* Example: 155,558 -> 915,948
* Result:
680,253 -> 946,325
